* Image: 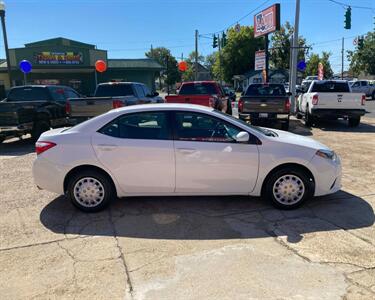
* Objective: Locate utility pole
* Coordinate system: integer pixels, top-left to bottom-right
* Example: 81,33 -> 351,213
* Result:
218,36 -> 223,85
264,35 -> 269,82
290,0 -> 300,113
195,29 -> 198,81
341,37 -> 344,80
0,2 -> 12,87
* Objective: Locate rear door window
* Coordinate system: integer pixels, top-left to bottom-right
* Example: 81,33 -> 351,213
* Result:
134,85 -> 145,98
7,87 -> 50,101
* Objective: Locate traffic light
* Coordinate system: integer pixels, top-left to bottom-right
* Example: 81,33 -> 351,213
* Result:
358,36 -> 364,50
344,6 -> 351,29
212,34 -> 218,48
221,32 -> 227,48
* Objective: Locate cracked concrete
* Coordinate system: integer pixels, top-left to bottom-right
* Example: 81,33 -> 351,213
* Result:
0,117 -> 375,299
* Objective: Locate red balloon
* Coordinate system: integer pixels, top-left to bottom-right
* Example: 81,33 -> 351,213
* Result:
95,60 -> 107,73
178,61 -> 188,72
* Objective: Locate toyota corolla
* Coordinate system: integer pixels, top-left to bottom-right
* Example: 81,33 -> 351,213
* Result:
33,104 -> 341,212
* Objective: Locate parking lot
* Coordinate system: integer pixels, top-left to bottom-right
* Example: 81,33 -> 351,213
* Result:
0,116 -> 374,300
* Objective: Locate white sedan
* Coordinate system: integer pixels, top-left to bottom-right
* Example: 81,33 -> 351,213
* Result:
33,104 -> 342,212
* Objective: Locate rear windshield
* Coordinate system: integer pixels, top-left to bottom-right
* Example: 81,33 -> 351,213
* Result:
245,84 -> 286,96
311,81 -> 350,93
7,87 -> 50,101
179,83 -> 218,95
95,84 -> 134,97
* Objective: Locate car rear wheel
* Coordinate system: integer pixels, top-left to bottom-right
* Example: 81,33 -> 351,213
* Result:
348,116 -> 360,127
304,106 -> 313,127
226,99 -> 232,115
32,121 -> 50,141
67,170 -> 114,212
372,91 -> 375,100
281,119 -> 290,131
264,167 -> 314,209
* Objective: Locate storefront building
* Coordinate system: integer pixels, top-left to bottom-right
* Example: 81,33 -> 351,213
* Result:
0,37 -> 163,96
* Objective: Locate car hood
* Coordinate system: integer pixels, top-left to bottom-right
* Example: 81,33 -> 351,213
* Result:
265,128 -> 330,151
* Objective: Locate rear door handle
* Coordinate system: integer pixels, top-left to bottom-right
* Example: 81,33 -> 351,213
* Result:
177,148 -> 196,154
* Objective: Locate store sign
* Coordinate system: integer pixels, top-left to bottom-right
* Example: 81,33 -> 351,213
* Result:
254,4 -> 280,37
35,52 -> 83,65
255,50 -> 266,71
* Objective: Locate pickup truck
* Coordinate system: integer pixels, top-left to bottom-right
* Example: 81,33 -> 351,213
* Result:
165,81 -> 231,114
238,83 -> 291,130
0,85 -> 80,142
350,80 -> 375,99
67,82 -> 163,124
297,80 -> 366,127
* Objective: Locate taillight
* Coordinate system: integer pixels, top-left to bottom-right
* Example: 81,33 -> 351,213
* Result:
35,141 -> 56,155
112,99 -> 123,109
65,101 -> 71,115
284,98 -> 290,111
238,99 -> 244,112
361,95 -> 366,106
312,95 -> 319,105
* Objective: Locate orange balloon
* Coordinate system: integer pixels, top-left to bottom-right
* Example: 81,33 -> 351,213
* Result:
95,60 -> 107,72
178,61 -> 188,72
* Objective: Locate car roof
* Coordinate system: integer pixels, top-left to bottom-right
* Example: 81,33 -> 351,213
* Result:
182,81 -> 218,84
113,103 -> 215,113
97,82 -> 143,86
11,85 -> 72,89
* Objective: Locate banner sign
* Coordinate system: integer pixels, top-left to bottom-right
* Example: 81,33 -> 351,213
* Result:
318,62 -> 324,80
35,52 -> 83,65
255,50 -> 266,71
254,4 -> 280,37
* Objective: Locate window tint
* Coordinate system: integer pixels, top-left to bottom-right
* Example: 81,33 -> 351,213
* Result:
134,85 -> 145,98
64,88 -> 80,99
142,85 -> 151,96
311,81 -> 350,93
360,81 -> 367,86
99,112 -> 169,140
179,83 -> 218,95
7,87 -> 49,101
48,87 -> 67,101
175,112 -> 241,143
245,84 -> 286,96
352,82 -> 360,87
95,84 -> 134,97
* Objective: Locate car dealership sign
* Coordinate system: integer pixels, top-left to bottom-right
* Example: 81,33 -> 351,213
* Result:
254,4 -> 280,38
35,52 -> 83,65
255,50 -> 266,71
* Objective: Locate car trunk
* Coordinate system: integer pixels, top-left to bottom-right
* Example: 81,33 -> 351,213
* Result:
69,97 -> 114,117
242,96 -> 288,113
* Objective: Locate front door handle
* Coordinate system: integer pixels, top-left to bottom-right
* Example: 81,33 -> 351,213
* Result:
177,148 -> 196,154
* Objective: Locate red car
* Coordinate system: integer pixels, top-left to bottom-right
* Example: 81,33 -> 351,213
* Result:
165,81 -> 232,114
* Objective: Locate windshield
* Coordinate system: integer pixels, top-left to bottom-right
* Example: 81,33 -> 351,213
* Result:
245,84 -> 286,96
95,84 -> 134,97
214,110 -> 278,137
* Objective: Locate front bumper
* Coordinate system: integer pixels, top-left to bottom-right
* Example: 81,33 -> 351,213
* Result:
311,108 -> 366,118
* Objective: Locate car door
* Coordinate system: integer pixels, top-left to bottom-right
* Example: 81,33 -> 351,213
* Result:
91,111 -> 175,194
173,111 -> 259,194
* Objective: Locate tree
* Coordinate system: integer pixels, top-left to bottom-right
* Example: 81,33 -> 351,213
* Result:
145,47 -> 181,87
270,22 -> 309,70
181,51 -> 205,81
204,53 -> 217,78
305,52 -> 333,79
212,26 -> 264,82
347,31 -> 375,76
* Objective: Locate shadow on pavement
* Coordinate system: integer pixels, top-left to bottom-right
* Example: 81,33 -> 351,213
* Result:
316,119 -> 375,133
40,190 -> 374,242
0,136 -> 34,157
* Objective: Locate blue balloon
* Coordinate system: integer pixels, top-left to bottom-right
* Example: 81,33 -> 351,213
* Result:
19,60 -> 32,73
297,60 -> 306,71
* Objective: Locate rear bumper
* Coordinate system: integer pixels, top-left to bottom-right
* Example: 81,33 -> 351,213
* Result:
311,108 -> 366,118
239,112 -> 289,122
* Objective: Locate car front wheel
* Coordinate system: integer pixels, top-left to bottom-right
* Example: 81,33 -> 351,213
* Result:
264,167 -> 314,209
67,170 -> 114,212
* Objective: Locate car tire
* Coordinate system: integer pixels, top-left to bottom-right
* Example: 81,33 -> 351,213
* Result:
264,167 -> 314,210
66,169 -> 114,212
304,106 -> 313,127
348,116 -> 360,127
281,119 -> 290,131
32,121 -> 50,141
226,99 -> 232,115
296,112 -> 303,119
372,91 -> 375,100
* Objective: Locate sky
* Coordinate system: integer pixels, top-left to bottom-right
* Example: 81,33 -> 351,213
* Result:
3,0 -> 375,73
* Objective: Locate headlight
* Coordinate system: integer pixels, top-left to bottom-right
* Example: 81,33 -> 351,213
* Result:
316,149 -> 337,161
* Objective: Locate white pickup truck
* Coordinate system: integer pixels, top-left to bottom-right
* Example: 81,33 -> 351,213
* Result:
297,80 -> 366,127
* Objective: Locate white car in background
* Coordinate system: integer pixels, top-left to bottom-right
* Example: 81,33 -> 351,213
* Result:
33,104 -> 342,212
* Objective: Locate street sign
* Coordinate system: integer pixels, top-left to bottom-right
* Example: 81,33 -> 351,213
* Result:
353,37 -> 358,45
95,60 -> 107,73
255,50 -> 266,71
297,60 -> 306,71
178,61 -> 188,72
318,62 -> 324,80
19,60 -> 32,73
254,4 -> 280,38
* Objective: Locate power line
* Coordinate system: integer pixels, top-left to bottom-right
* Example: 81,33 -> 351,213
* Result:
327,0 -> 375,11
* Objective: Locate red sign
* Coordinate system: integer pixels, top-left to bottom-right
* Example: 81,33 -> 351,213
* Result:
255,50 -> 266,71
178,61 -> 188,72
95,60 -> 107,73
254,4 -> 280,37
318,62 -> 324,80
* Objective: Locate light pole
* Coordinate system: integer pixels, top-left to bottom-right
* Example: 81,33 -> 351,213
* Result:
0,1 -> 12,87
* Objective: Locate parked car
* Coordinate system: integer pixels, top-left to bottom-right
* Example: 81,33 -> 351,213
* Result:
296,80 -> 366,127
33,103 -> 342,212
0,85 -> 80,142
165,81 -> 231,114
67,82 -> 163,124
238,83 -> 291,130
350,80 -> 375,99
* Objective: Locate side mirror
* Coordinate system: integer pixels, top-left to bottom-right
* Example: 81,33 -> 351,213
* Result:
235,131 -> 250,143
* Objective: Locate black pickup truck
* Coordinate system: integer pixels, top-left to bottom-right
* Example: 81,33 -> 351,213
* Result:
0,85 -> 80,142
238,83 -> 291,130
